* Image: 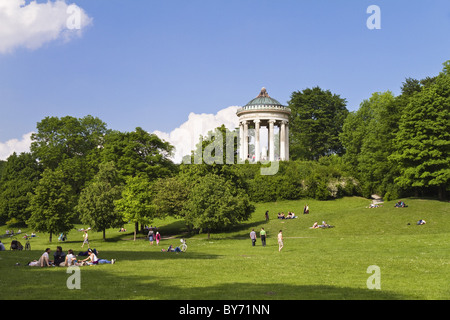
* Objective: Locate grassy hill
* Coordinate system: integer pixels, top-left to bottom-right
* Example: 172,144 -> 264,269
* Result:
0,197 -> 449,300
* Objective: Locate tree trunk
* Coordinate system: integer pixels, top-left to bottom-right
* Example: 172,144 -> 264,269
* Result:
134,222 -> 138,241
438,185 -> 445,200
49,232 -> 52,243
103,229 -> 106,241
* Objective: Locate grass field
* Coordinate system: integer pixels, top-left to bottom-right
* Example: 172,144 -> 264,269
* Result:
0,197 -> 449,300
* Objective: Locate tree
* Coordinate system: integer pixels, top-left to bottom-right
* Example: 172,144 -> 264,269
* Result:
0,160 -> 6,180
30,115 -> 109,213
76,162 -> 124,240
152,176 -> 189,219
114,175 -> 157,241
182,173 -> 254,239
350,91 -> 400,197
389,62 -> 450,199
0,152 -> 42,224
101,127 -> 176,181
288,87 -> 349,160
30,115 -> 108,171
27,169 -> 75,242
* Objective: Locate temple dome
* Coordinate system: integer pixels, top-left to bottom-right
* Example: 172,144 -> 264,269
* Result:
236,87 -> 290,116
244,87 -> 284,107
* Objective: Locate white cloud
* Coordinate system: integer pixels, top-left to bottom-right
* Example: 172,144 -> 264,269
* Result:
0,132 -> 34,160
153,106 -> 240,163
0,0 -> 92,54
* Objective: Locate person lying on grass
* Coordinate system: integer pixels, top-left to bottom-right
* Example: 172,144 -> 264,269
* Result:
310,221 -> 334,229
161,244 -> 182,253
79,248 -> 115,265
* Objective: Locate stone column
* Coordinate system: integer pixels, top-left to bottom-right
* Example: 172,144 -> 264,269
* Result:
243,120 -> 249,161
285,122 -> 289,161
268,119 -> 275,161
239,121 -> 244,161
254,119 -> 260,162
280,120 -> 286,160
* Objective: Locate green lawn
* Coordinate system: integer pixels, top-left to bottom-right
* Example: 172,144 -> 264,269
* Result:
0,197 -> 449,300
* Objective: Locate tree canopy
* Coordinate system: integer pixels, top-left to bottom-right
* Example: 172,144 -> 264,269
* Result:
389,63 -> 450,199
288,87 -> 349,160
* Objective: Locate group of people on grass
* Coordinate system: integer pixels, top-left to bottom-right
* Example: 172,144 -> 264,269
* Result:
27,246 -> 115,267
250,228 -> 283,252
277,212 -> 297,219
250,228 -> 267,247
147,226 -> 161,245
253,207 -> 335,252
275,205 -> 310,220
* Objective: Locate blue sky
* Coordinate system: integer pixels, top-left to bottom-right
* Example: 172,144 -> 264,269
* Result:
1,0 -> 450,160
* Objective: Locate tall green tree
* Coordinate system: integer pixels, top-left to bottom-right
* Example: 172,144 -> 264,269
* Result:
182,173 -> 254,239
0,152 -> 42,224
27,169 -> 75,242
152,176 -> 189,219
114,175 -> 156,241
76,162 -> 124,240
30,115 -> 107,170
30,115 -> 109,207
389,62 -> 450,199
101,127 -> 176,181
343,91 -> 401,197
288,87 -> 349,160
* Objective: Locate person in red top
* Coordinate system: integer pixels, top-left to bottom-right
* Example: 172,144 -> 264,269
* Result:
155,232 -> 161,245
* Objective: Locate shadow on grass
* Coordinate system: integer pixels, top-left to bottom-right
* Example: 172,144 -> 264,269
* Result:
0,249 -> 221,268
0,250 -> 418,300
96,250 -> 222,261
0,267 -> 410,300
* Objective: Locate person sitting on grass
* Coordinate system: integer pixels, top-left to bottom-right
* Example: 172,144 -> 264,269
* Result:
64,249 -> 79,266
395,201 -> 407,208
303,205 -> 309,214
27,248 -> 52,267
54,246 -> 66,267
286,212 -> 297,219
277,212 -> 285,219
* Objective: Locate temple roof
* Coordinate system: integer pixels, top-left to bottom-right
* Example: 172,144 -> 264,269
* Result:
244,87 -> 284,108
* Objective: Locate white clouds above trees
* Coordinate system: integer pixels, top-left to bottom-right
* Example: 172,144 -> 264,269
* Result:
153,106 -> 240,163
0,132 -> 34,160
